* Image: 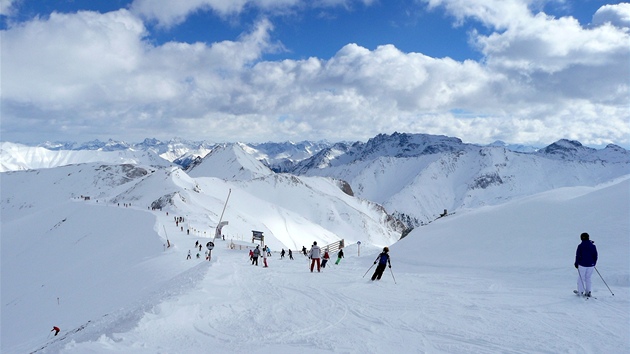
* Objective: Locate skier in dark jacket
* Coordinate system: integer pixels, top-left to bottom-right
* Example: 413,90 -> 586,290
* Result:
371,247 -> 391,281
335,249 -> 344,265
574,232 -> 598,297
252,246 -> 261,266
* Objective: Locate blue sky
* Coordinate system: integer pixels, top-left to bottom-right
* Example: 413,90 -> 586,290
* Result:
1,0 -> 629,147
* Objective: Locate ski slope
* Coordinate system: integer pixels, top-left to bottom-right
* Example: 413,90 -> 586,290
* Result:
2,176 -> 628,353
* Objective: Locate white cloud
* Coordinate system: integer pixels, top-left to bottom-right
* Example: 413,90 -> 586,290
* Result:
131,0 -> 303,27
0,0 -> 18,16
593,3 -> 630,28
1,3 -> 628,147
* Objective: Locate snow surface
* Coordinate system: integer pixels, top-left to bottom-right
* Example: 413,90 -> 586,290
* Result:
1,161 -> 628,353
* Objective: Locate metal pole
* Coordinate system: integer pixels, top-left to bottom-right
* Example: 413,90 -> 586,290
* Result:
594,267 -> 615,296
163,225 -> 170,248
214,189 -> 231,242
389,267 -> 397,284
363,263 -> 376,278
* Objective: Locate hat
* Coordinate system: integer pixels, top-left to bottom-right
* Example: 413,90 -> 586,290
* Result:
313,241 -> 317,245
383,247 -> 389,252
580,232 -> 590,240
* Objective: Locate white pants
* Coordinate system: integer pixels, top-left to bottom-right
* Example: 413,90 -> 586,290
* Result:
577,266 -> 594,293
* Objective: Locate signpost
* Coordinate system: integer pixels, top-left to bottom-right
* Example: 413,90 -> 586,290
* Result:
357,241 -> 361,257
206,241 -> 215,261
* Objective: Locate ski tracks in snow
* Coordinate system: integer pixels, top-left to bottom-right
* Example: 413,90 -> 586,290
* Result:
48,250 -> 629,353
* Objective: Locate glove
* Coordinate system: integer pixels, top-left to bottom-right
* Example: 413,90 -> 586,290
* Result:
373,261 -> 377,264
388,265 -> 391,268
574,264 -> 578,269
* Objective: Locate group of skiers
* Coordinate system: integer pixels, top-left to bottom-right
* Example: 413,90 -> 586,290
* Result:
247,241 -> 347,272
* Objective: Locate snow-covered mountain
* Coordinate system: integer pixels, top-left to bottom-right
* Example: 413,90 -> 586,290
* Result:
245,140 -> 332,172
0,142 -> 174,172
185,142 -> 403,245
3,132 -> 629,228
290,133 -> 630,226
186,143 -> 275,181
1,139 -> 328,172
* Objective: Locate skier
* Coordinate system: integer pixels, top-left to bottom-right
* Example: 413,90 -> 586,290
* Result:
187,250 -> 191,260
196,252 -> 200,259
335,249 -> 344,265
263,248 -> 269,268
371,247 -> 391,281
321,248 -> 330,268
574,232 -> 598,297
51,326 -> 60,336
288,249 -> 294,260
266,246 -> 271,256
302,246 -> 307,256
249,249 -> 254,261
308,241 -> 322,272
280,249 -> 285,259
252,246 -> 260,266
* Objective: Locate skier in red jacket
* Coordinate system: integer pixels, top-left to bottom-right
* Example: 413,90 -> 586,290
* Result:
51,326 -> 60,336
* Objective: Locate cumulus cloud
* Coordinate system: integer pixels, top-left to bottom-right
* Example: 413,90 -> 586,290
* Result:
1,2 -> 629,147
0,0 -> 18,16
130,0 -> 375,27
593,3 -> 630,28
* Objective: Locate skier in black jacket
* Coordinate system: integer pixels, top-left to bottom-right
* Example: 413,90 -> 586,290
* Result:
574,232 -> 598,297
371,247 -> 391,281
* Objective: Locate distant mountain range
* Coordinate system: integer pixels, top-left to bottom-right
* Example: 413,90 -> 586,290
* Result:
2,133 -> 628,230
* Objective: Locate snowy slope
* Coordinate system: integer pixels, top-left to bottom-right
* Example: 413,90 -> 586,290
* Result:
3,175 -> 627,353
0,142 -> 173,172
232,174 -> 403,247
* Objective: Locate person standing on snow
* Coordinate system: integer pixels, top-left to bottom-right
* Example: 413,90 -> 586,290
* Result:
288,249 -> 294,260
321,248 -> 330,268
280,249 -> 285,259
371,247 -> 391,281
335,249 -> 344,265
302,246 -> 307,256
252,246 -> 261,266
575,232 -> 598,297
309,241 -> 322,272
263,248 -> 269,268
249,249 -> 254,261
187,250 -> 191,260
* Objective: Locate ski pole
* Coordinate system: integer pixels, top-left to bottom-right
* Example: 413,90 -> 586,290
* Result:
594,267 -> 615,296
362,263 -> 375,278
389,267 -> 397,284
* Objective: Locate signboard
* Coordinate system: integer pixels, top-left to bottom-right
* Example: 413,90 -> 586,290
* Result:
206,241 -> 215,250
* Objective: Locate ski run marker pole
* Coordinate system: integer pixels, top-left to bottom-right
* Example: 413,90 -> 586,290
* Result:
594,267 -> 615,296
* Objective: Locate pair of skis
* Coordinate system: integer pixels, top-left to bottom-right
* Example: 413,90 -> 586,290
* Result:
574,290 -> 597,299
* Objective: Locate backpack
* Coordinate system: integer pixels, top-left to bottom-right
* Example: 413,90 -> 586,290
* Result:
378,253 -> 389,265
